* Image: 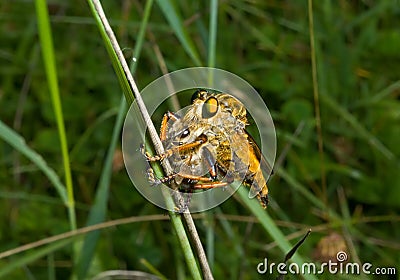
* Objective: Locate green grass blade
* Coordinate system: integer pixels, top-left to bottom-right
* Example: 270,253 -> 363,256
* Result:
205,212 -> 215,270
47,253 -> 56,280
77,1 -> 154,278
320,93 -> 394,160
208,0 -> 218,69
86,0 -> 135,105
0,239 -> 72,278
0,120 -> 67,203
131,0 -> 155,74
169,212 -> 202,280
76,98 -> 127,279
35,0 -> 76,231
215,208 -> 247,272
140,258 -> 169,280
70,107 -> 119,161
225,4 -> 279,54
151,163 -> 203,280
277,168 -> 340,220
308,0 -> 327,205
355,79 -> 400,107
156,0 -> 202,66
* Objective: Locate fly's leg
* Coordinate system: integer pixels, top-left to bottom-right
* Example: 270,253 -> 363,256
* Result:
145,167 -> 194,212
191,147 -> 236,189
139,111 -> 180,162
145,169 -> 216,186
201,146 -> 218,180
160,145 -> 223,185
193,181 -> 229,189
140,144 -> 172,162
175,173 -> 213,182
173,168 -> 234,210
146,167 -> 179,186
140,134 -> 208,162
160,111 -> 180,141
145,166 -> 158,185
141,134 -> 209,188
191,169 -> 235,189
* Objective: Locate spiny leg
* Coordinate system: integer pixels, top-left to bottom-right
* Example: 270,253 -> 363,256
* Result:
146,166 -> 218,186
145,167 -> 180,186
193,181 -> 229,189
139,111 -> 180,162
160,111 -> 180,141
141,134 -> 208,162
201,146 -> 218,180
191,150 -> 235,190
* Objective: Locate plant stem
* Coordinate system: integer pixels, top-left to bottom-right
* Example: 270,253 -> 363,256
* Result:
35,0 -> 76,231
87,0 -> 212,279
308,0 -> 327,213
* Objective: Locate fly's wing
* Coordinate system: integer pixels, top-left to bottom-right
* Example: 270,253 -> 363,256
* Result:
246,131 -> 274,199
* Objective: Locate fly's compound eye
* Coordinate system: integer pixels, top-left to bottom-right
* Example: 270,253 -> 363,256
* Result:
202,96 -> 219,119
191,89 -> 208,103
180,128 -> 190,139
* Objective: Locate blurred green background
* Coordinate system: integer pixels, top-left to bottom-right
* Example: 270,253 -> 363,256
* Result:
0,0 -> 399,279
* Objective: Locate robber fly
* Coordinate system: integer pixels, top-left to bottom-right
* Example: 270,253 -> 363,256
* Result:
142,89 -> 272,208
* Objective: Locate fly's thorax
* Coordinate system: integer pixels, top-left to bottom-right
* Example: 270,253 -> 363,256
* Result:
190,91 -> 249,128
217,93 -> 248,124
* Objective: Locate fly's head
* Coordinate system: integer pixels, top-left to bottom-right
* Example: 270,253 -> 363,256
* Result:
186,89 -> 248,131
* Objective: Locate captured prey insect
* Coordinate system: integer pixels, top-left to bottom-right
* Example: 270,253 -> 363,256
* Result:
141,89 -> 273,208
